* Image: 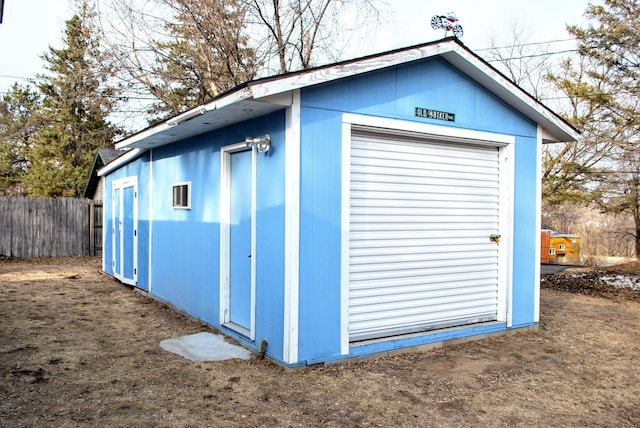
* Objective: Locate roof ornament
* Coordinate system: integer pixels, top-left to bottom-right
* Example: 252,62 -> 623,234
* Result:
431,12 -> 463,38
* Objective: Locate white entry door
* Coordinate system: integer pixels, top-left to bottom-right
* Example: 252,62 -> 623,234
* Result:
112,177 -> 138,286
220,143 -> 256,340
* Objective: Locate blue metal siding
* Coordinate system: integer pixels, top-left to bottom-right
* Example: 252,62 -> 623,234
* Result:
511,136 -> 538,326
136,158 -> 151,291
297,107 -> 344,361
302,58 -> 535,137
105,55 -> 545,366
149,111 -> 287,359
150,132 -> 221,325
254,125 -> 286,355
102,152 -> 151,291
297,57 -> 539,363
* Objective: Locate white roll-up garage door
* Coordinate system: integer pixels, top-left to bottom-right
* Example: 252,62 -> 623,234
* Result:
348,130 -> 501,342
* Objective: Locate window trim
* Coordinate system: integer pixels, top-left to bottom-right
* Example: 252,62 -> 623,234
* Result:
172,181 -> 191,209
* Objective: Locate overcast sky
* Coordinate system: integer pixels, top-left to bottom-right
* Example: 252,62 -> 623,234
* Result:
0,0 -> 592,94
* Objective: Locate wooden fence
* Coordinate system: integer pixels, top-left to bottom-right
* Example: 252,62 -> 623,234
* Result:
0,197 -> 98,257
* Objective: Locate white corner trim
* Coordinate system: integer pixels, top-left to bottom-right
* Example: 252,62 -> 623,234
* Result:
339,120 -> 352,356
534,125 -> 543,323
501,142 -> 516,328
148,149 -> 153,293
283,90 -> 301,364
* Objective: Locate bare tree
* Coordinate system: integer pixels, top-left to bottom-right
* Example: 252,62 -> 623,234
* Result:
91,0 -> 257,122
244,0 -> 383,73
484,24 -> 613,205
483,22 -> 558,101
90,0 -> 384,125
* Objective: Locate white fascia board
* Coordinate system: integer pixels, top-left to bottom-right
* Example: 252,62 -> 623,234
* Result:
211,86 -> 254,110
113,39 -> 578,151
115,87 -> 253,150
249,40 -> 578,143
442,46 -> 579,143
114,123 -> 173,150
257,91 -> 293,106
248,42 -> 452,99
98,148 -> 145,177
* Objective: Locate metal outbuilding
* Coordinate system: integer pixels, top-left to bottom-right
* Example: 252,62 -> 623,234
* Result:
99,37 -> 579,366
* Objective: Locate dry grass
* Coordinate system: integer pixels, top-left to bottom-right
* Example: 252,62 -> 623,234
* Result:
1,257 -> 640,427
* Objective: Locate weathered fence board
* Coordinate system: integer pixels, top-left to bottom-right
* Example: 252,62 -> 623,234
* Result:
0,197 -> 91,257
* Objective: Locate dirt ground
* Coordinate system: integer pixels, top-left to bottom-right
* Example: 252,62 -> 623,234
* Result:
1,257 -> 640,427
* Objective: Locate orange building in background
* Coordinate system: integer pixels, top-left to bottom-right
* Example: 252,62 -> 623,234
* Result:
541,230 -> 581,265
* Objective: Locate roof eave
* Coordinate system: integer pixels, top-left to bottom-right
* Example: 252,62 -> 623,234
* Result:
438,46 -> 579,143
114,37 -> 578,152
115,87 -> 258,150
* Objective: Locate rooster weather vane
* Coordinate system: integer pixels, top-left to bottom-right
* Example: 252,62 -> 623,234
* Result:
431,12 -> 463,38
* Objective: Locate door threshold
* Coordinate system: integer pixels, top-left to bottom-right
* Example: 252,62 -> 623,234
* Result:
223,322 -> 251,339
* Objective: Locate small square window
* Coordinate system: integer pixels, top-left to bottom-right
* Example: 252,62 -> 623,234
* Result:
549,248 -> 556,255
172,182 -> 191,209
558,244 -> 566,251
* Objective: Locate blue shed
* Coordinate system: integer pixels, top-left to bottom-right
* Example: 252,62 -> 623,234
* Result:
99,38 -> 578,367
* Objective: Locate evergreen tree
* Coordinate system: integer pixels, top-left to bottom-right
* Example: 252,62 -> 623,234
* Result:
543,56 -> 616,205
24,2 -> 120,197
557,0 -> 640,256
0,84 -> 41,195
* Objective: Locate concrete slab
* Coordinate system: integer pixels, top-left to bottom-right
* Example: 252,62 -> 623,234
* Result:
160,332 -> 252,362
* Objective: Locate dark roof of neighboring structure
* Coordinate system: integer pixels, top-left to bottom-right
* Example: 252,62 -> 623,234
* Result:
83,148 -> 124,199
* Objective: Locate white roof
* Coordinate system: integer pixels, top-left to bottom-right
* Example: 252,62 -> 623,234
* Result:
101,37 -> 578,176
